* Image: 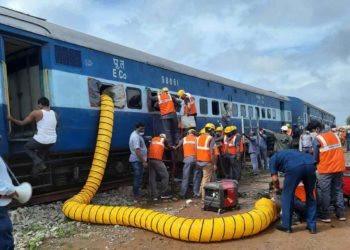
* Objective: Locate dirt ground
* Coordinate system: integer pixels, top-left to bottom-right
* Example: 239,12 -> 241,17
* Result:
39,152 -> 350,250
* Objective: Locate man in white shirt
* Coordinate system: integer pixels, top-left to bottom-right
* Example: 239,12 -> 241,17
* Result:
8,97 -> 57,176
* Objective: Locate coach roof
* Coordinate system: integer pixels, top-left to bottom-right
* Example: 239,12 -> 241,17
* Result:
0,7 -> 288,101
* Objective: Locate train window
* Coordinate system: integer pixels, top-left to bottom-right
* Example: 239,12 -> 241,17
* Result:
267,109 -> 271,119
287,111 -> 292,121
221,102 -> 232,118
240,105 -> 246,117
248,106 -> 253,118
212,101 -> 220,116
126,87 -> 142,109
261,108 -> 266,119
200,98 -> 208,114
232,103 -> 238,117
272,109 -> 276,119
255,107 -> 260,119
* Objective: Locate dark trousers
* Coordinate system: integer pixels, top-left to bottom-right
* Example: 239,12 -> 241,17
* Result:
130,161 -> 144,196
0,206 -> 14,250
347,140 -> 350,152
149,160 -> 169,198
179,160 -> 202,197
282,164 -> 317,230
24,138 -> 54,167
224,154 -> 241,181
318,172 -> 345,219
161,116 -> 179,146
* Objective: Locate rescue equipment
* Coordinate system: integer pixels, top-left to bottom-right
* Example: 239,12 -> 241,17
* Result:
203,180 -> 239,213
62,94 -> 280,242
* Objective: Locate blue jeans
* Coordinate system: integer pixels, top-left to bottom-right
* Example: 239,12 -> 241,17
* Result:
318,172 -> 345,219
282,164 -> 317,230
130,161 -> 144,196
179,160 -> 202,197
0,206 -> 14,250
347,140 -> 350,152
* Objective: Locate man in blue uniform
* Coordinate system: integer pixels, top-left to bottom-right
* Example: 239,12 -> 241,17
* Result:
270,149 -> 317,234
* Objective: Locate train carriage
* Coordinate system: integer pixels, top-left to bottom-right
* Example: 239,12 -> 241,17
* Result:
0,7 -> 302,192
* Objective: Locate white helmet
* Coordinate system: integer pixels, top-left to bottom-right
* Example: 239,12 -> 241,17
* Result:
159,133 -> 167,139
281,126 -> 288,131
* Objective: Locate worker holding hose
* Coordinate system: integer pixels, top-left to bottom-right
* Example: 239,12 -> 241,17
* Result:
269,149 -> 317,234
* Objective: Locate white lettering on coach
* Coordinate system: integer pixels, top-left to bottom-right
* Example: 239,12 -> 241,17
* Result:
112,58 -> 127,80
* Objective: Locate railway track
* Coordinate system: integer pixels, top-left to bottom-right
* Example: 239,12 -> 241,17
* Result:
10,178 -> 132,207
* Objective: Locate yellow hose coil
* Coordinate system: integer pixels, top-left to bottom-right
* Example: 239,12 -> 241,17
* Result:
62,94 -> 279,242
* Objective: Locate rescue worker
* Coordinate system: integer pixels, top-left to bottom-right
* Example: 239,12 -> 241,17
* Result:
177,89 -> 197,119
148,87 -> 180,146
244,130 -> 260,175
308,120 -> 346,222
214,126 -> 224,177
299,130 -> 313,154
196,123 -> 217,199
174,129 -> 201,199
148,133 -> 171,201
258,128 -> 268,169
265,126 -> 293,153
270,149 -> 317,234
223,126 -> 242,180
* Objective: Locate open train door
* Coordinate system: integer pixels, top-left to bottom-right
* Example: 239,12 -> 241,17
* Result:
2,35 -> 43,141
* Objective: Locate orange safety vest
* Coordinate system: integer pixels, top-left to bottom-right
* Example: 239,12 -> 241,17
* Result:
148,137 -> 165,161
184,93 -> 197,115
157,92 -> 175,116
294,183 -> 316,202
183,134 -> 197,158
196,134 -> 213,162
223,135 -> 239,155
316,132 -> 345,174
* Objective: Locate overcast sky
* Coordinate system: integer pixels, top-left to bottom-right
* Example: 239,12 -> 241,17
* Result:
1,0 -> 349,124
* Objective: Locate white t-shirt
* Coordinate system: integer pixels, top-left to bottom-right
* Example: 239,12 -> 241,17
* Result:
33,110 -> 57,144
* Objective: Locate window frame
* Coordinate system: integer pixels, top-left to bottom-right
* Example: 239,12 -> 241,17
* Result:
232,103 -> 238,117
267,108 -> 271,119
212,100 -> 220,116
126,87 -> 142,109
248,106 -> 254,118
200,98 -> 208,115
261,108 -> 266,119
272,109 -> 277,120
240,104 -> 247,118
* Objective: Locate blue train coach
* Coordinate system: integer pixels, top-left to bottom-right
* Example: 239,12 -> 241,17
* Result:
0,7 -> 293,190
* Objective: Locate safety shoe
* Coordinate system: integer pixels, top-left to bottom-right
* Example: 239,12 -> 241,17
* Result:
160,193 -> 173,199
320,218 -> 331,223
337,217 -> 346,221
275,224 -> 292,233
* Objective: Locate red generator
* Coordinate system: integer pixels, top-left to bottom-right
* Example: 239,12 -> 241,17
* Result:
343,166 -> 350,207
203,179 -> 239,213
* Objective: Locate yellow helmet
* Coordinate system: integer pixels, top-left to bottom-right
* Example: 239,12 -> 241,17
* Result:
286,123 -> 291,128
177,89 -> 185,97
215,126 -> 223,132
162,87 -> 169,92
187,129 -> 196,134
205,123 -> 215,130
224,125 -> 237,134
200,128 -> 206,134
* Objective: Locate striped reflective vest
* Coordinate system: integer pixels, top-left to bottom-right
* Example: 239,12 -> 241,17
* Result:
183,134 -> 197,158
148,137 -> 165,161
196,134 -> 213,162
316,131 -> 345,174
223,134 -> 244,155
184,93 -> 197,115
157,93 -> 175,116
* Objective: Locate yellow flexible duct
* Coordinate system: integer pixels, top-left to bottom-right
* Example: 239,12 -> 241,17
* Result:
62,94 -> 279,242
